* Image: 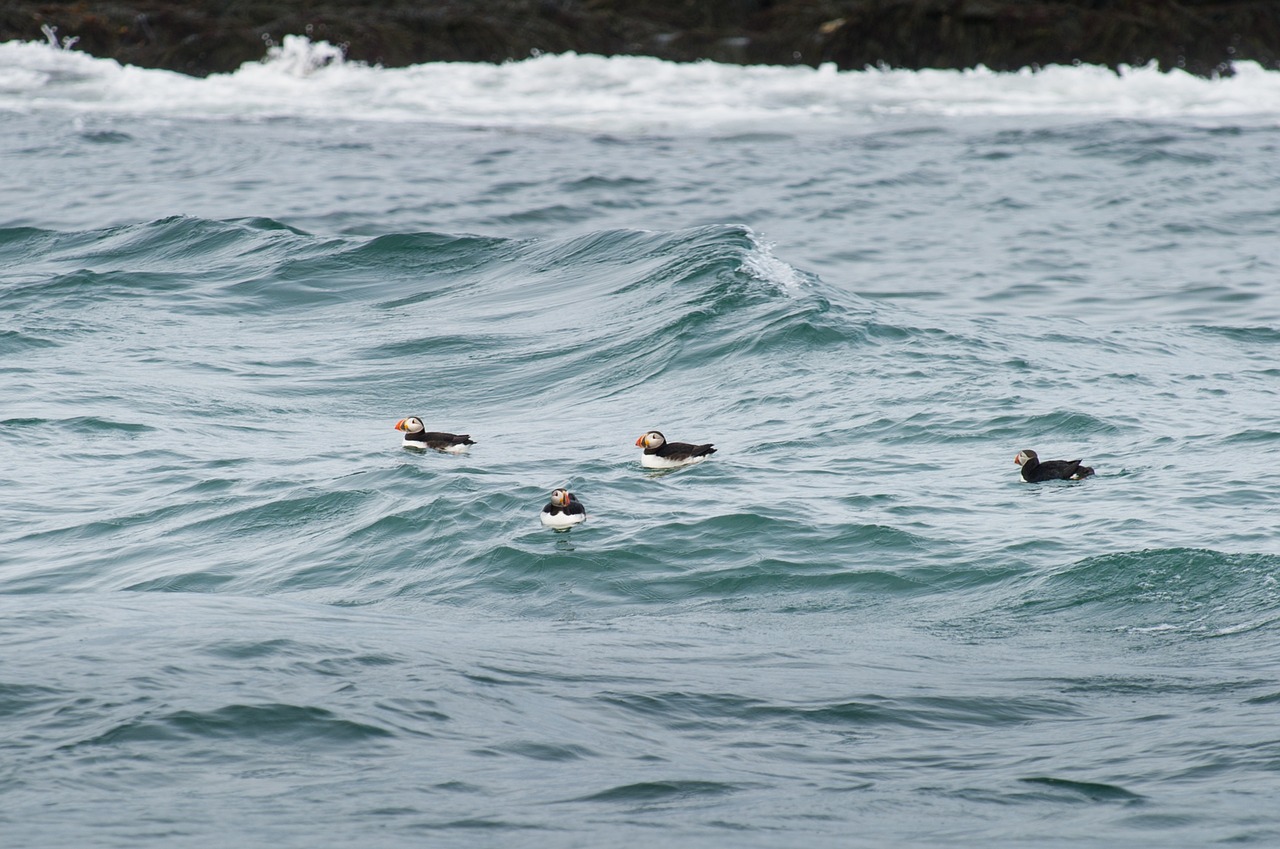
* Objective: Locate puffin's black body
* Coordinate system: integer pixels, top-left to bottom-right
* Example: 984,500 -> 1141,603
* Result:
648,441 -> 717,461
541,492 -> 586,519
404,430 -> 476,450
635,430 -> 716,467
1016,449 -> 1094,482
540,489 -> 587,528
395,416 -> 475,452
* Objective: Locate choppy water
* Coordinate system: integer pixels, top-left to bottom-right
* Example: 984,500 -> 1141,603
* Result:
2,37 -> 1280,847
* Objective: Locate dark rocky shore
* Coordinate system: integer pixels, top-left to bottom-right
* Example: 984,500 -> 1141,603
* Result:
3,1 -> 1278,78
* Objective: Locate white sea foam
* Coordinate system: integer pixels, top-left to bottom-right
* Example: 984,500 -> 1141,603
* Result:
740,231 -> 810,292
1,34 -> 1279,130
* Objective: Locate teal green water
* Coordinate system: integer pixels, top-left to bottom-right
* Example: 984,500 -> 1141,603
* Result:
3,101 -> 1280,847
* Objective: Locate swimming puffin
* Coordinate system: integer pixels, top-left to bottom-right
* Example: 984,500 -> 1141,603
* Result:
1015,449 -> 1094,482
635,430 -> 716,469
540,488 -> 587,529
394,417 -> 475,452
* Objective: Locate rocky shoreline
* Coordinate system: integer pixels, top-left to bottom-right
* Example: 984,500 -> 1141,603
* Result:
3,1 -> 1278,78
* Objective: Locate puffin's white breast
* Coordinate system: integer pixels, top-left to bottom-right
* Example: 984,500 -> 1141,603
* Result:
640,453 -> 707,469
438,443 -> 471,454
403,437 -> 470,454
540,511 -> 586,529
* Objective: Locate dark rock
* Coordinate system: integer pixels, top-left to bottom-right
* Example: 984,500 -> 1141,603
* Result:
2,0 -> 1277,77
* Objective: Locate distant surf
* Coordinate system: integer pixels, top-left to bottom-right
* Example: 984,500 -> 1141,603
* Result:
3,35 -> 1280,129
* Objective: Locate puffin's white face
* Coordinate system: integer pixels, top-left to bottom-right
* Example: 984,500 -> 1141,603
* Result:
551,489 -> 570,507
1015,450 -> 1034,466
396,416 -> 425,433
636,431 -> 665,449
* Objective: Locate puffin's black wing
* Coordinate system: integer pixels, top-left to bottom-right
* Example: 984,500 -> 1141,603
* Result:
1029,459 -> 1086,481
421,431 -> 475,447
657,441 -> 716,459
542,499 -> 586,516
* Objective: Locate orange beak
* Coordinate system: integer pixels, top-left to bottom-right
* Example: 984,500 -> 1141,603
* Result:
1013,454 -> 1021,465
635,435 -> 645,447
395,419 -> 407,431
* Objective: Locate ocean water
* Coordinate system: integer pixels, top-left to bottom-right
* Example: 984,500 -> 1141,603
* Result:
3,35 -> 1280,847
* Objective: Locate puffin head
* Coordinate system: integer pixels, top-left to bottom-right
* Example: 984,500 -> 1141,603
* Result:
550,488 -> 571,507
1015,449 -> 1037,466
395,416 -> 425,434
636,431 -> 665,449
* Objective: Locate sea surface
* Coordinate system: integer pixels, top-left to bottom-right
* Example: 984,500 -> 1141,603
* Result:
3,35 -> 1280,848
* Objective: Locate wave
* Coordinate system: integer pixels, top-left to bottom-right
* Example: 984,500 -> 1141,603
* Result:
597,688 -> 1079,734
0,216 -> 813,298
3,36 -> 1280,129
1015,548 -> 1280,637
65,703 -> 395,749
0,217 -> 863,408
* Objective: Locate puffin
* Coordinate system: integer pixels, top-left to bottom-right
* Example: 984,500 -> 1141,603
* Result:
540,488 -> 587,529
394,416 -> 475,453
1015,449 -> 1095,482
635,430 -> 716,469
